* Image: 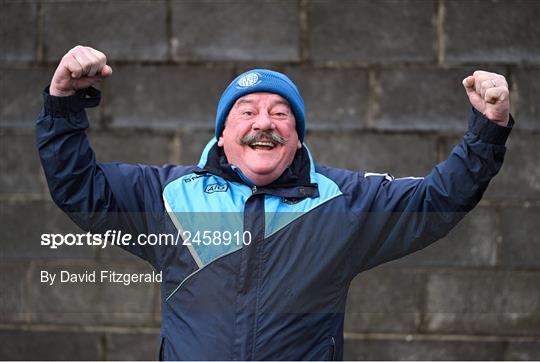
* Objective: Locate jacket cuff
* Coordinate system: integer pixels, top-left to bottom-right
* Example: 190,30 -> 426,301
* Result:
468,107 -> 514,145
43,85 -> 101,117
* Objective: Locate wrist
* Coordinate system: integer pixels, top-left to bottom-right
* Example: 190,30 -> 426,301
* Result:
468,107 -> 513,145
488,114 -> 510,127
49,85 -> 76,97
43,85 -> 101,117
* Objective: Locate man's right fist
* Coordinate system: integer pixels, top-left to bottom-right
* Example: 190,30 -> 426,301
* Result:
50,45 -> 112,97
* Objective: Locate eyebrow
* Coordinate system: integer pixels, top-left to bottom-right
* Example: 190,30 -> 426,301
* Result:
235,98 -> 255,106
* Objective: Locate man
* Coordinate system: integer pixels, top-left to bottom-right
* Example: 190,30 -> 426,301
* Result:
37,46 -> 513,360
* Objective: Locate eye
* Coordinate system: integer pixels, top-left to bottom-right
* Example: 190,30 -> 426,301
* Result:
243,111 -> 254,116
273,111 -> 289,118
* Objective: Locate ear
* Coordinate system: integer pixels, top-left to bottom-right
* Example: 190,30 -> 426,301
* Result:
296,140 -> 302,149
218,136 -> 225,147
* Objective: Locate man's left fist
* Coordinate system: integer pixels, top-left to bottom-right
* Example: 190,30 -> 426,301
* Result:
463,70 -> 510,126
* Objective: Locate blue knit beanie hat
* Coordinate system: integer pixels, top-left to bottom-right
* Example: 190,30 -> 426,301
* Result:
215,69 -> 306,142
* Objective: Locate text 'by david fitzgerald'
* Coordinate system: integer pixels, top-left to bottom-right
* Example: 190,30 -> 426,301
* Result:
40,269 -> 162,286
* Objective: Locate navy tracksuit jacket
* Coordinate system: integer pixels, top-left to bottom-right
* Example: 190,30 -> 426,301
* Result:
36,87 -> 512,360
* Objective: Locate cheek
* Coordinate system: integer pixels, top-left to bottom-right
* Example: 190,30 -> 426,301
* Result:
276,123 -> 295,138
221,126 -> 241,145
279,124 -> 299,145
229,123 -> 253,139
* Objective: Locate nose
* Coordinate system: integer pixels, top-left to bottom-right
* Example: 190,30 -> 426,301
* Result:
252,111 -> 275,131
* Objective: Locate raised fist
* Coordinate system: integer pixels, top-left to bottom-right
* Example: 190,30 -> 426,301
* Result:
50,45 -> 112,97
463,70 -> 510,126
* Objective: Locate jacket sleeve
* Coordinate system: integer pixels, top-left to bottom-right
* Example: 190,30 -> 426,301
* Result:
353,107 -> 513,273
35,86 -> 167,269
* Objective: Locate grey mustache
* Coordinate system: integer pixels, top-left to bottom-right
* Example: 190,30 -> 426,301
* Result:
240,132 -> 287,146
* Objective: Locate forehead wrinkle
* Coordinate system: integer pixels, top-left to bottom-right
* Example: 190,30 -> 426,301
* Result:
233,95 -> 291,109
234,98 -> 255,107
272,99 -> 291,108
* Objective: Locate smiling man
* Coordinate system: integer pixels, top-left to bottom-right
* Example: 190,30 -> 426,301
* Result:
37,46 -> 513,360
218,92 -> 301,186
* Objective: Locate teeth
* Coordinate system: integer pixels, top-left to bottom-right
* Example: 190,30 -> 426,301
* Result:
251,141 -> 275,148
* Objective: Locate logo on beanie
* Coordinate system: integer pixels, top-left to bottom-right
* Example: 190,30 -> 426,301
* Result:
236,72 -> 262,89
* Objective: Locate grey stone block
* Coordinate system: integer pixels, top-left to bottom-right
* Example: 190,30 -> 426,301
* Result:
89,130 -> 173,165
344,336 -> 506,360
390,206 -> 499,267
107,65 -> 230,128
2,67 -> 49,125
306,131 -> 437,177
425,270 -> 540,335
0,262 -> 30,323
310,0 -> 437,63
505,341 -> 540,360
373,67 -> 505,131
179,129 -> 214,165
0,0 -> 37,61
170,0 -> 299,61
345,268 -> 425,333
154,287 -> 162,323
27,261 -> 157,326
105,332 -> 160,360
0,329 -> 102,360
497,205 -> 540,268
0,200 -> 97,260
42,0 -> 167,61
284,67 -> 370,127
480,134 -> 540,200
445,0 -> 540,63
0,131 -> 44,194
511,67 -> 540,130
0,67 -> 102,127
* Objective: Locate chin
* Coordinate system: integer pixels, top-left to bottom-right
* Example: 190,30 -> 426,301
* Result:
245,155 -> 279,171
248,164 -> 277,175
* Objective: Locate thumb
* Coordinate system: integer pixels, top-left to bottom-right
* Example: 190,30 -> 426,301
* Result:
462,75 -> 475,95
462,75 -> 484,110
71,65 -> 112,90
100,65 -> 113,78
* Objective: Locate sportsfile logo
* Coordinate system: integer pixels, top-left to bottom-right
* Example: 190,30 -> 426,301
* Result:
204,183 -> 228,194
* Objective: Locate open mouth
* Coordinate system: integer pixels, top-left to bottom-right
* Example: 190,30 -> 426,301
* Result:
248,140 -> 277,150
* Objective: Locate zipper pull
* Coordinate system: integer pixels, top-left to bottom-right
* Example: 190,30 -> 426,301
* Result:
251,185 -> 257,194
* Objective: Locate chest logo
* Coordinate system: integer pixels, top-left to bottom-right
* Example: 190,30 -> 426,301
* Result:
204,183 -> 229,194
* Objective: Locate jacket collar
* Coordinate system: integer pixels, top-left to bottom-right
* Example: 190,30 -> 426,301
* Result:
196,139 -> 319,199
